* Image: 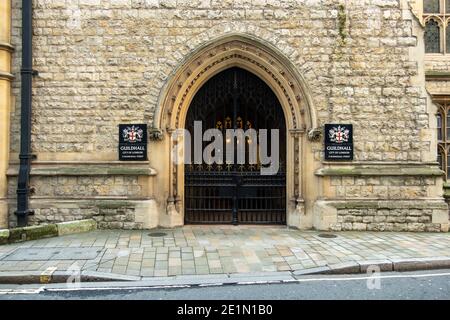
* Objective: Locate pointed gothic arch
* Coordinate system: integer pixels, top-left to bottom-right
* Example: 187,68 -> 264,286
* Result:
154,33 -> 318,136
155,34 -> 318,227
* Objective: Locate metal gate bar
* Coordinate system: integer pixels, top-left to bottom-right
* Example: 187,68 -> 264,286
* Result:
185,171 -> 286,225
184,67 -> 287,225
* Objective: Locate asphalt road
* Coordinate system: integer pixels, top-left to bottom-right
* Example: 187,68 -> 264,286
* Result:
0,270 -> 449,300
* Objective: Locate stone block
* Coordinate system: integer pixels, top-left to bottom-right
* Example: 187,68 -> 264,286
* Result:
406,223 -> 425,232
393,257 -> 450,272
374,215 -> 386,223
432,210 -> 450,224
57,219 -> 97,236
0,229 -> 9,245
342,223 -> 353,231
313,201 -> 338,231
352,223 -> 367,231
8,224 -> 58,243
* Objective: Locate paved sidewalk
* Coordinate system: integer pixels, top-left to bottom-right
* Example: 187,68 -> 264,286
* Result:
0,226 -> 449,280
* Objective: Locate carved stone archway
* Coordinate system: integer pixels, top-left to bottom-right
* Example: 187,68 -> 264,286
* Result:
155,34 -> 318,227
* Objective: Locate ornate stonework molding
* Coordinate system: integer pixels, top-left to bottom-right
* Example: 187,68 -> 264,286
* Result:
407,0 -> 423,26
307,127 -> 323,142
6,165 -> 157,177
289,129 -> 304,137
0,71 -> 14,81
157,34 -> 318,216
315,165 -> 444,177
171,50 -> 302,130
0,41 -> 14,53
165,45 -> 299,130
425,71 -> 450,81
149,128 -> 164,141
156,34 -> 318,134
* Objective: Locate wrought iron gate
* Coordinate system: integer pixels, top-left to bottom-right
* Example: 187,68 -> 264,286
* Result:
184,68 -> 287,225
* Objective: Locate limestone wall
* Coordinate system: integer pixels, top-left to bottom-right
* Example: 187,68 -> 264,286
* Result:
324,173 -> 446,232
334,206 -> 443,232
425,58 -> 450,73
4,0 -> 449,231
6,164 -> 158,229
7,176 -> 144,198
8,1 -> 432,162
8,200 -> 154,230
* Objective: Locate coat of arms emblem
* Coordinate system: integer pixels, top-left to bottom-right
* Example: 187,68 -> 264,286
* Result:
122,125 -> 144,143
328,125 -> 350,144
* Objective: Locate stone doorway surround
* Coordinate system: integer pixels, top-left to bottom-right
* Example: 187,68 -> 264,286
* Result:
152,34 -> 321,229
150,30 -> 449,232
1,13 -> 447,232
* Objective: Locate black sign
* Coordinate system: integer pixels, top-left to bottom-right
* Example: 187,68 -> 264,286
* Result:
324,124 -> 353,161
119,124 -> 148,161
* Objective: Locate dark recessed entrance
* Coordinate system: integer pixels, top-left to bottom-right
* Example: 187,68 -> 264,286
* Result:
184,67 -> 287,225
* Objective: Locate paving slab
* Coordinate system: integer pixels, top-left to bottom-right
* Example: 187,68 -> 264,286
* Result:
0,247 -> 103,261
0,226 -> 449,284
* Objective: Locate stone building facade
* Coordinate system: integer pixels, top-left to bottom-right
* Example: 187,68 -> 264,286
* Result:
0,0 -> 449,232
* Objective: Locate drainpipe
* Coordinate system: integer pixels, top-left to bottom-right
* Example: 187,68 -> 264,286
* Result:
15,0 -> 36,227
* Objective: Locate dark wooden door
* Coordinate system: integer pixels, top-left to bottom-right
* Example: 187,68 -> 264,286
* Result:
184,67 -> 286,225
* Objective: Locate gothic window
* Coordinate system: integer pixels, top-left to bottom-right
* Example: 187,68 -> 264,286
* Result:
447,153 -> 450,179
446,21 -> 450,52
438,148 -> 443,171
447,112 -> 450,139
435,99 -> 450,179
422,1 -> 450,54
424,0 -> 440,13
425,20 -> 441,53
437,113 -> 443,140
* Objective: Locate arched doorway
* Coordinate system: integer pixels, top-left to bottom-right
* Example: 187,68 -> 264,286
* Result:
184,67 -> 287,225
156,35 -> 319,229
